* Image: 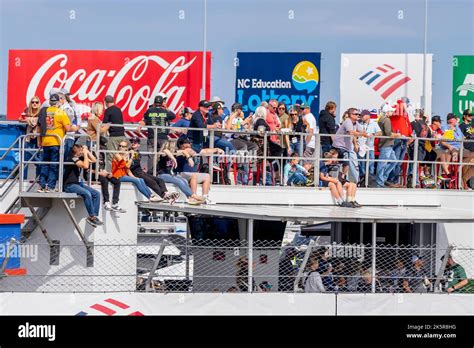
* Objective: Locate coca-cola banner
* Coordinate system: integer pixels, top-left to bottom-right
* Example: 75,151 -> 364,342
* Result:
7,50 -> 211,122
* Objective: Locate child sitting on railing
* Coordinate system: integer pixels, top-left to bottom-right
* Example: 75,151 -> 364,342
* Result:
320,149 -> 361,208
283,153 -> 309,186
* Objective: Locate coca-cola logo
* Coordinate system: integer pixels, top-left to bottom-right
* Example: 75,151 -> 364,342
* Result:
7,50 -> 210,122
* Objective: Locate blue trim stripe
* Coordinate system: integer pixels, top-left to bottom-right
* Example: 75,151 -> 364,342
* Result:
366,74 -> 381,85
359,71 -> 373,80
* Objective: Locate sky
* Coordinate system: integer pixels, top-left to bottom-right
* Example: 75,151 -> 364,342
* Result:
0,0 -> 473,118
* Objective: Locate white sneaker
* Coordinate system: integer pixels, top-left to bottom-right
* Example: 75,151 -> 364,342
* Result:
103,201 -> 112,211
149,194 -> 163,202
205,197 -> 216,205
112,204 -> 126,213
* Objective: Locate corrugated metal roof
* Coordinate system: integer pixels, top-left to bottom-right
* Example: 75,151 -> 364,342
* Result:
138,202 -> 474,223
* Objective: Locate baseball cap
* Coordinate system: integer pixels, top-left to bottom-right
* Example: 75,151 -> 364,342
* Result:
180,107 -> 194,115
199,100 -> 210,108
411,255 -> 422,263
463,109 -> 473,116
104,95 -> 114,103
154,95 -> 165,105
212,102 -> 222,110
157,92 -> 167,99
231,102 -> 243,112
177,137 -> 191,148
447,113 -> 457,121
209,96 -> 225,105
59,88 -> 70,95
300,103 -> 310,109
431,115 -> 442,123
49,88 -> 61,96
49,94 -> 59,103
360,109 -> 371,117
381,102 -> 396,113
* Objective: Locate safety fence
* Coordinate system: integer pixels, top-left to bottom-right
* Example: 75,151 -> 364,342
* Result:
1,236 -> 472,294
1,121 -> 473,194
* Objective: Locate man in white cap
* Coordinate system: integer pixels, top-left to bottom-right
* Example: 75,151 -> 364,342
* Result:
376,103 -> 403,188
58,88 -> 77,160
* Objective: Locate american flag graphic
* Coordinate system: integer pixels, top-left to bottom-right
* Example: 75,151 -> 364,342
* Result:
75,298 -> 144,316
359,64 -> 411,100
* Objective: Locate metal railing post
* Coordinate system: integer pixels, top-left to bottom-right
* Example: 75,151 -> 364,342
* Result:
95,121 -> 100,181
364,149 -> 370,187
314,134 -> 321,187
208,129 -> 214,180
19,137 -> 24,193
153,128 -> 158,176
299,134 -> 304,157
247,219 -> 254,293
458,141 -> 464,189
412,138 -> 419,188
58,137 -> 65,192
262,133 -> 267,186
371,222 -> 377,294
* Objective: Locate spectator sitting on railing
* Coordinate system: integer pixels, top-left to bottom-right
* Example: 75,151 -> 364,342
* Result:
138,94 -> 176,175
176,137 -> 216,205
318,101 -> 338,154
19,95 -> 42,180
128,138 -> 180,204
223,102 -> 257,152
112,140 -> 161,202
156,140 -> 205,205
304,258 -> 326,293
37,94 -> 80,193
402,255 -> 430,293
283,153 -> 309,186
207,102 -> 235,154
441,254 -> 473,293
63,144 -> 103,228
320,149 -> 361,208
437,113 -> 464,181
460,109 -> 474,189
332,108 -> 367,184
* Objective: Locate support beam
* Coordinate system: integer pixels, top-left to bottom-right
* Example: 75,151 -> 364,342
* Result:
247,218 -> 253,293
371,222 -> 377,293
293,239 -> 315,292
434,245 -> 453,292
146,240 -> 167,292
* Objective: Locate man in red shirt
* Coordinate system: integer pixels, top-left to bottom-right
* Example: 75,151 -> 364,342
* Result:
387,99 -> 413,187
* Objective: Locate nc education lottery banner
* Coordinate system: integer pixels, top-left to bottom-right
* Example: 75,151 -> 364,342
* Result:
7,50 -> 211,122
235,52 -> 321,114
452,55 -> 474,116
340,54 -> 432,118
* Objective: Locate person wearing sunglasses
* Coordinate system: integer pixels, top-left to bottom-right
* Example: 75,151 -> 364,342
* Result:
19,96 -> 42,179
287,107 -> 310,156
332,108 -> 368,183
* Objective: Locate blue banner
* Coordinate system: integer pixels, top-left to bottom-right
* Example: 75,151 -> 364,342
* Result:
235,52 -> 321,114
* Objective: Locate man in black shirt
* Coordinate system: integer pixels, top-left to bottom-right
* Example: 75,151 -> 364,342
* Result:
102,95 -> 127,172
460,109 -> 474,188
318,101 -> 337,154
139,95 -> 176,174
63,144 -> 103,228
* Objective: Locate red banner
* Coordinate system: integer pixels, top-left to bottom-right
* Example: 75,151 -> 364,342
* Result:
7,50 -> 211,122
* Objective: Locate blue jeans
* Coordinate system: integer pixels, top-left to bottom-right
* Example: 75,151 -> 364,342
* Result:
23,140 -> 41,180
387,139 -> 407,184
287,172 -> 307,186
376,146 -> 397,187
345,150 -> 359,183
64,182 -> 100,218
290,141 -> 303,156
158,173 -> 193,197
120,175 -> 152,198
321,143 -> 332,156
213,136 -> 236,153
39,146 -> 60,189
358,150 -> 375,177
191,143 -> 203,170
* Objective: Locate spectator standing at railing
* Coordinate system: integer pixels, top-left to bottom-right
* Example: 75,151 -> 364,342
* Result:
423,115 -> 444,174
139,95 -> 176,174
102,95 -> 127,172
386,99 -> 412,187
287,107 -> 309,156
63,144 -> 103,228
357,109 -> 381,180
189,100 -> 220,160
208,102 -> 235,154
277,102 -> 290,154
318,101 -> 338,154
19,96 -> 42,180
223,102 -> 256,152
408,109 -> 429,187
58,89 -> 78,161
85,102 -> 106,150
332,108 -> 367,183
315,248 -> 335,291
301,104 -> 317,159
37,94 -> 79,193
438,113 -> 464,180
171,107 -> 193,137
459,109 -> 474,189
304,258 -> 326,293
376,103 -> 402,188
